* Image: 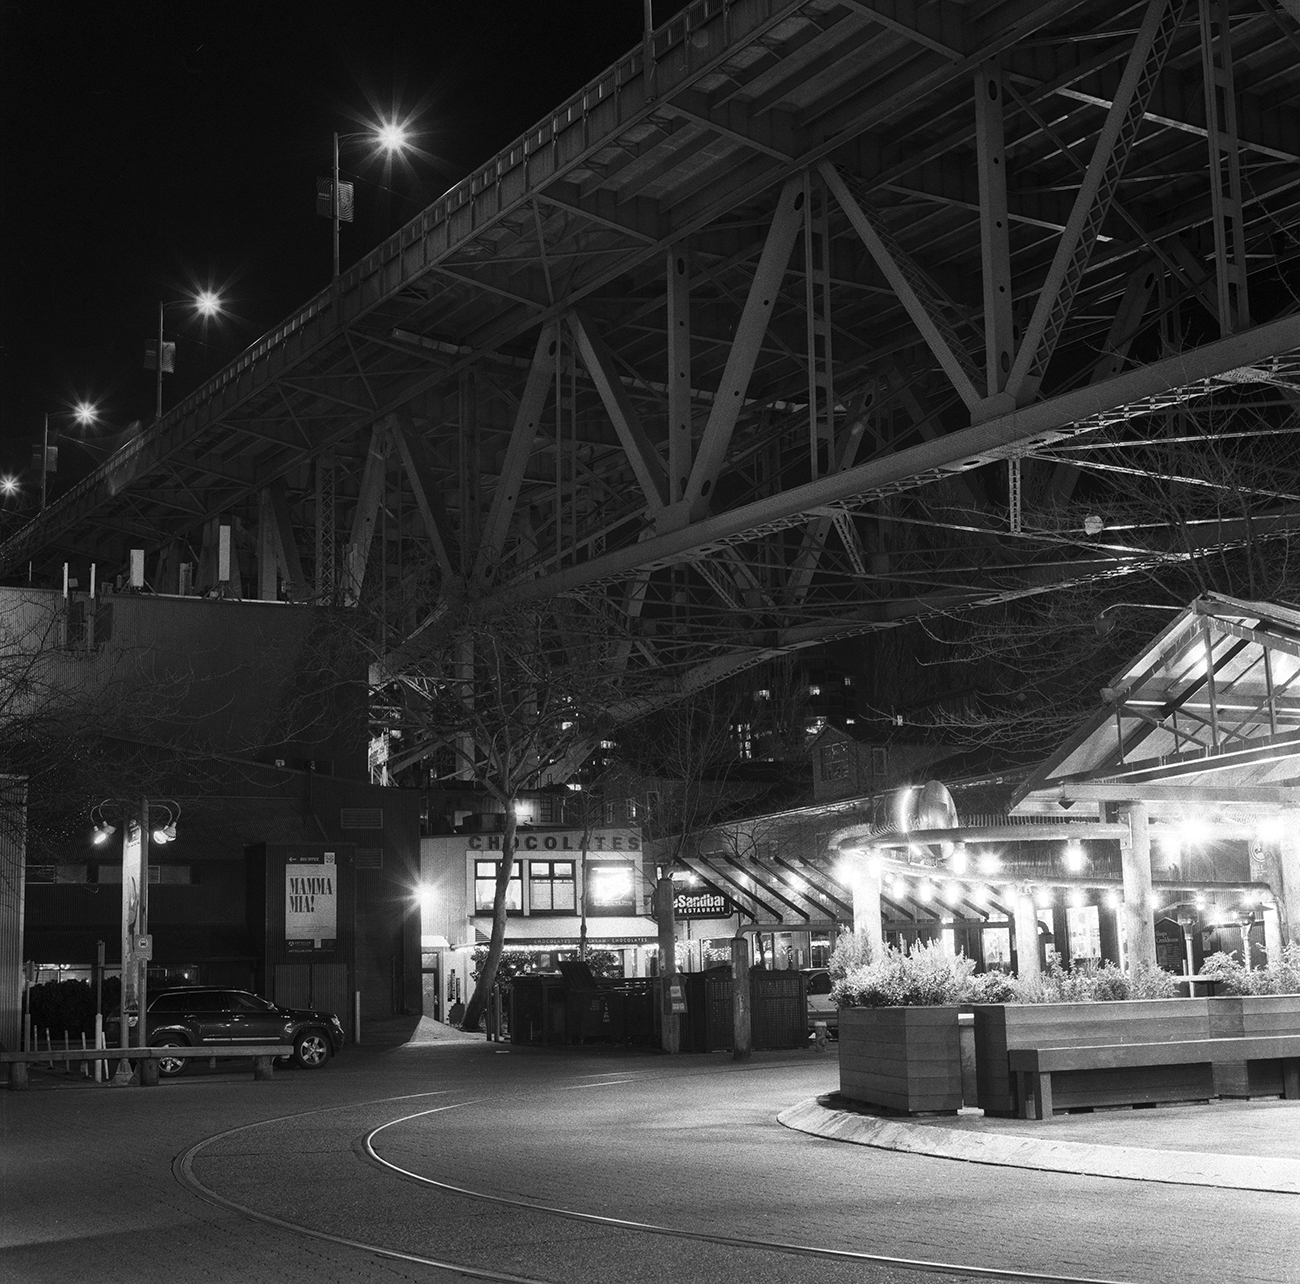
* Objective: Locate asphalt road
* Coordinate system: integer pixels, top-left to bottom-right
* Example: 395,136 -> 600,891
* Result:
2,1037 -> 1297,1284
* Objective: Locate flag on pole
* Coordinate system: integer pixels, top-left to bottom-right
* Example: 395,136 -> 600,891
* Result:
316,178 -> 354,222
143,342 -> 176,373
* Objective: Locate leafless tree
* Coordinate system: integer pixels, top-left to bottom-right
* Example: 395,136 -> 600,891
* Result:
386,600 -> 637,1031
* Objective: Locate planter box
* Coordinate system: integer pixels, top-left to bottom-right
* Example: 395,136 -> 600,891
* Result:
1206,995 -> 1300,1097
974,995 -> 1300,1115
839,1006 -> 962,1115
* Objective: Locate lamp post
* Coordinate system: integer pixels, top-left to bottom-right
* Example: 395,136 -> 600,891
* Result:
151,293 -> 222,421
38,401 -> 98,511
93,798 -> 179,1083
325,120 -> 412,281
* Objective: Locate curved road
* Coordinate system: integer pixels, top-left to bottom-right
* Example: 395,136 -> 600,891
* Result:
3,1038 -> 1297,1283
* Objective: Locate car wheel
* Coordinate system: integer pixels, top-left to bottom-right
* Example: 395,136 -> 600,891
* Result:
153,1038 -> 189,1077
293,1030 -> 332,1069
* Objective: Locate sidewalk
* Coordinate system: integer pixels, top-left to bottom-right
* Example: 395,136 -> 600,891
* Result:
780,1093 -> 1300,1194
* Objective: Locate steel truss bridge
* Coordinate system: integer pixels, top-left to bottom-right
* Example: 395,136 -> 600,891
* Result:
6,0 -> 1300,776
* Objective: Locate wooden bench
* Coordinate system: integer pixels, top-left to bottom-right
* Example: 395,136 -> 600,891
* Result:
1008,1035 -> 1300,1121
0,1044 -> 294,1091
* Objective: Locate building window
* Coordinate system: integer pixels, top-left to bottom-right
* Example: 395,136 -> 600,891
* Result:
819,741 -> 850,782
808,683 -> 822,696
529,861 -> 576,913
733,721 -> 754,760
586,861 -> 637,916
474,860 -> 522,915
1066,905 -> 1102,961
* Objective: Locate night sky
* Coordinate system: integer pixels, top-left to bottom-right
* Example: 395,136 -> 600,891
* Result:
0,1 -> 667,509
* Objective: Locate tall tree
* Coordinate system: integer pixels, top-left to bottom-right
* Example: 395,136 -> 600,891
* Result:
387,601 -> 634,1031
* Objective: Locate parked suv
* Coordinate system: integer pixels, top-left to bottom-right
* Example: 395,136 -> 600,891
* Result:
104,987 -> 345,1076
805,968 -> 838,1038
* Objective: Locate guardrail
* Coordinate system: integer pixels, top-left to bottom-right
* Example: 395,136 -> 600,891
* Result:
1,1044 -> 295,1090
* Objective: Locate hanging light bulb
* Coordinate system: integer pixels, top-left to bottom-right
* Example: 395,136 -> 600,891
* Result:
1063,841 -> 1086,874
92,819 -> 117,845
950,842 -> 969,875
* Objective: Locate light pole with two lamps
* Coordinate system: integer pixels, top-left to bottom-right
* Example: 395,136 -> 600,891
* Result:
149,293 -> 222,421
92,799 -> 180,1083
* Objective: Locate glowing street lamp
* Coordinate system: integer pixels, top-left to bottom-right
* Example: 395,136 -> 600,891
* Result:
323,118 -> 413,281
150,292 -> 223,421
39,401 -> 99,511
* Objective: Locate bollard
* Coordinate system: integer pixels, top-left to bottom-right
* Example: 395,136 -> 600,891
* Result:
63,1030 -> 70,1073
44,1029 -> 53,1068
812,1020 -> 829,1053
139,1056 -> 160,1088
253,1055 -> 274,1081
93,1020 -> 105,1084
9,1060 -> 29,1091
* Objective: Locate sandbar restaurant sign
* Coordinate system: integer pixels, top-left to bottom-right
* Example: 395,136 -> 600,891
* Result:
674,890 -> 733,919
286,852 -> 337,951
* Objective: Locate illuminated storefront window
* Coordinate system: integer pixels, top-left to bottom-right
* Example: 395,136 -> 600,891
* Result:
474,859 -> 522,914
586,860 -> 637,916
528,860 -> 576,913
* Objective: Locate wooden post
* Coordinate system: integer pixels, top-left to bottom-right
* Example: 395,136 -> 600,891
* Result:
1119,802 -> 1158,970
1013,892 -> 1042,981
656,877 -> 679,1054
850,861 -> 883,951
731,934 -> 751,1061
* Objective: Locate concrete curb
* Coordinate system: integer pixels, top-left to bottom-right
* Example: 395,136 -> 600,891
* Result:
777,1097 -> 1300,1195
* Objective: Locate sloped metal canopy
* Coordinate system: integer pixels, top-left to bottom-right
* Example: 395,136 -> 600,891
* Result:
1013,592 -> 1300,818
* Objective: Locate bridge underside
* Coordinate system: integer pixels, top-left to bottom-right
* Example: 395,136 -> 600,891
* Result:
7,0 -> 1300,773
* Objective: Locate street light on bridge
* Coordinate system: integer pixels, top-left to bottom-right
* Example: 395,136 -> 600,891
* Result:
148,292 -> 223,422
320,118 -> 413,281
38,400 -> 99,511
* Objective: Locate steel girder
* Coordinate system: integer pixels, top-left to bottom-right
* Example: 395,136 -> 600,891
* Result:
6,0 -> 1300,763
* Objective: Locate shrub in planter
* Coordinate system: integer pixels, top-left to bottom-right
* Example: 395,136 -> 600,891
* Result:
832,940 -> 975,1009
1199,944 -> 1300,996
1010,958 -> 1179,1005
